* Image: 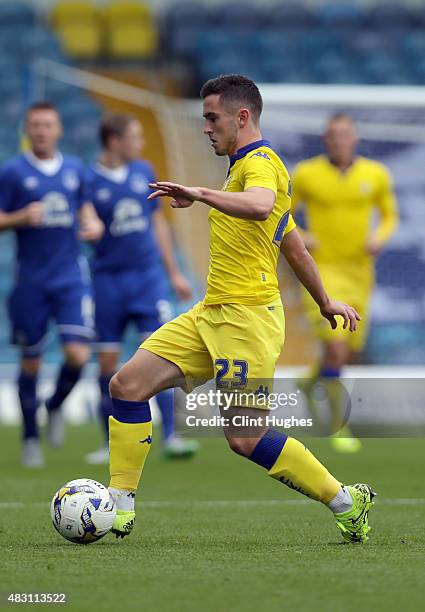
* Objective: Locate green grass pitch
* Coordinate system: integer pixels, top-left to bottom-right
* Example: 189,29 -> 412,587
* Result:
0,425 -> 424,611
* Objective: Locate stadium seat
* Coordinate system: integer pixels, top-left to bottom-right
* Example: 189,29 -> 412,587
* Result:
210,2 -> 264,28
51,1 -> 102,59
0,2 -> 35,27
165,2 -> 211,57
103,1 -> 157,59
366,5 -> 414,29
263,3 -> 318,28
318,3 -> 366,29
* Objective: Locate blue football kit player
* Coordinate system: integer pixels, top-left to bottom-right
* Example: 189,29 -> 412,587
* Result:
84,113 -> 198,464
0,102 -> 104,467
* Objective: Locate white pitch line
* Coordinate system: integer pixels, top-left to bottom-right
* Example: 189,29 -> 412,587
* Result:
0,499 -> 424,509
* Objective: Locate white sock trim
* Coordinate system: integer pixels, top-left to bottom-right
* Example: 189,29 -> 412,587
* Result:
109,487 -> 136,511
327,486 -> 353,514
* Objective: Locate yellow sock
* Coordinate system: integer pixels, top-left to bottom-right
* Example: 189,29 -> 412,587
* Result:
268,437 -> 341,503
109,415 -> 152,492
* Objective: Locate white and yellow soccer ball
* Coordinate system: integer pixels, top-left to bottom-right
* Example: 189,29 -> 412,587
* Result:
50,478 -> 116,544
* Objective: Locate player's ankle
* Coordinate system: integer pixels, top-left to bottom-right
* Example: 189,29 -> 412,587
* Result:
109,487 -> 136,512
327,485 -> 353,514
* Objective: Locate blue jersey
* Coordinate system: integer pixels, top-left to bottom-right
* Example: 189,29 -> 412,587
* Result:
85,160 -> 163,273
0,152 -> 87,285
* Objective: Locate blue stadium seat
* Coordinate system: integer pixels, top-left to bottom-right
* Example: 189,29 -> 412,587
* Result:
318,3 -> 366,29
366,5 -> 414,29
299,30 -> 345,58
362,55 -> 409,84
210,2 -> 264,28
167,24 -> 205,58
0,2 -> 36,27
263,3 -> 317,28
166,1 -> 210,28
402,32 -> 425,60
257,30 -> 296,57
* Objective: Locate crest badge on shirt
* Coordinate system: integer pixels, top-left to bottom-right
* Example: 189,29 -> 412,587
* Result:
62,170 -> 80,191
96,188 -> 111,202
130,174 -> 149,194
23,176 -> 39,190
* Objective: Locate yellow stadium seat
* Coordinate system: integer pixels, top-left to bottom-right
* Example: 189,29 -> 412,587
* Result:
51,0 -> 98,26
103,1 -> 158,59
51,0 -> 102,59
57,22 -> 103,59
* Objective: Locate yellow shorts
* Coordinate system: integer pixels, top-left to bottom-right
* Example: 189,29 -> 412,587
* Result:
303,264 -> 373,352
141,299 -> 285,394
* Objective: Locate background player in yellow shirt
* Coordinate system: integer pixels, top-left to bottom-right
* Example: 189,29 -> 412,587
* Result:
291,113 -> 398,452
105,75 -> 376,544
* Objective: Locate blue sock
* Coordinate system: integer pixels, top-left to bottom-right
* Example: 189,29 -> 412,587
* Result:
46,362 -> 82,412
249,428 -> 288,470
111,398 -> 151,423
319,367 -> 340,379
98,374 -> 113,442
156,389 -> 174,441
18,371 -> 38,440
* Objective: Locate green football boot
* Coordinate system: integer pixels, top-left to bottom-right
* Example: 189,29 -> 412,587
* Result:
111,510 -> 136,539
335,483 -> 376,543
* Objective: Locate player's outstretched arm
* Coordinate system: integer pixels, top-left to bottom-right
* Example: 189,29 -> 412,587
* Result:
281,228 -> 361,331
148,182 -> 275,221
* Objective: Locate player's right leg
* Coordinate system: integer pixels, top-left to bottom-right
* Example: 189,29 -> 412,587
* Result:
108,348 -> 186,538
108,303 -> 213,538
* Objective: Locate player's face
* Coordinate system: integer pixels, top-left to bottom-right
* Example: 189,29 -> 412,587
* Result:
203,95 -> 239,156
25,109 -> 62,158
119,120 -> 145,162
324,119 -> 358,162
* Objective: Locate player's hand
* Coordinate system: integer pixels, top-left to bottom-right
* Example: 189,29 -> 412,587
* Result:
171,272 -> 193,301
148,182 -> 202,209
79,216 -> 104,242
20,202 -> 44,227
320,299 -> 361,332
366,236 -> 383,257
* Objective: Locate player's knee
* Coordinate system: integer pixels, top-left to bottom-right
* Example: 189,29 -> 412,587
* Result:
109,370 -> 145,401
226,436 -> 254,458
65,343 -> 90,369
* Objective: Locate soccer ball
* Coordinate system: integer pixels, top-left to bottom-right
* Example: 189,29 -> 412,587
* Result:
50,478 -> 116,544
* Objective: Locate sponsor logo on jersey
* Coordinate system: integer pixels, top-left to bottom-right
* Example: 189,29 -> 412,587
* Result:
41,192 -> 73,228
23,176 -> 39,190
130,174 -> 149,194
62,170 -> 79,191
110,198 -> 148,235
96,188 -> 111,202
250,151 -> 270,160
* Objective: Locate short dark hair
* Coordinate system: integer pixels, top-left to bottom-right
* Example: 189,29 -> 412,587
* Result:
200,74 -> 263,123
99,113 -> 137,148
26,101 -> 59,118
327,112 -> 355,125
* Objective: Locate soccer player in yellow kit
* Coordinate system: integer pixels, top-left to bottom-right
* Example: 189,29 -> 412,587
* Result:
106,76 -> 376,544
291,113 -> 398,452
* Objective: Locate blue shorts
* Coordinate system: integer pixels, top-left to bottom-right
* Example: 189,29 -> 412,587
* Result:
8,278 -> 94,357
93,268 -> 172,349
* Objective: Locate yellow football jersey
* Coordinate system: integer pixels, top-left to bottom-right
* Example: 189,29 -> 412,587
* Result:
291,155 -> 398,267
204,140 -> 295,306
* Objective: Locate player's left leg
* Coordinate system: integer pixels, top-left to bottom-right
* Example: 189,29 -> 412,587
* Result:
204,301 -> 375,543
